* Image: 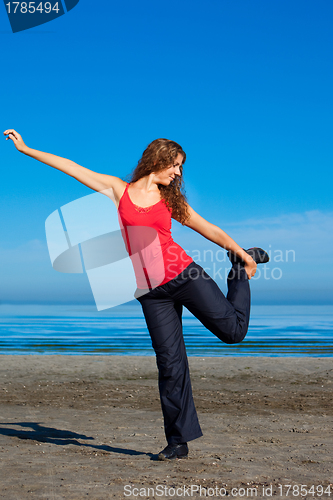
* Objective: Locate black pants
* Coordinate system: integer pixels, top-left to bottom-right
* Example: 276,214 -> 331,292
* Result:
136,261 -> 250,445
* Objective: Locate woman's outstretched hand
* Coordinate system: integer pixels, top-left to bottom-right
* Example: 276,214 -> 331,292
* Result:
244,259 -> 257,280
3,129 -> 27,153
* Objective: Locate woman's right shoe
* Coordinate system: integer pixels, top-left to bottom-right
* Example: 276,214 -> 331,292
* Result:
158,443 -> 188,460
244,247 -> 269,264
228,247 -> 269,265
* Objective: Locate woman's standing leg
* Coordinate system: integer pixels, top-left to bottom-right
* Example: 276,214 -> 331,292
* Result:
137,289 -> 203,445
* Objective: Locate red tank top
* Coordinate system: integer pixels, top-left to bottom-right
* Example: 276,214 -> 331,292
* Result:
118,183 -> 193,289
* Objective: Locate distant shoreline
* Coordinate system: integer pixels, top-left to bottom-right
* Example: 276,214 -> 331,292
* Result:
1,352 -> 333,357
1,304 -> 333,356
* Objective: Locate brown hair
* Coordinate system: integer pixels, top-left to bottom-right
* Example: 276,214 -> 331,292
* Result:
129,138 -> 190,224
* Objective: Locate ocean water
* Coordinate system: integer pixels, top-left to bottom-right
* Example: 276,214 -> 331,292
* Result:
0,304 -> 332,357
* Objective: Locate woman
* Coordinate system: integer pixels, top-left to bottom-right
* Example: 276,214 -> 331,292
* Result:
4,130 -> 269,460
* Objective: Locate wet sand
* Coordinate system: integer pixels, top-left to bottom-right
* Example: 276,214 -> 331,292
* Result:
0,355 -> 332,499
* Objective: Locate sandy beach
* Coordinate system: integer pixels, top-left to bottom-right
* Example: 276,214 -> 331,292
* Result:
0,355 -> 332,499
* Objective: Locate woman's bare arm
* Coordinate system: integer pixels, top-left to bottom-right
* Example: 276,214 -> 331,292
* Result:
3,129 -> 125,196
184,204 -> 257,279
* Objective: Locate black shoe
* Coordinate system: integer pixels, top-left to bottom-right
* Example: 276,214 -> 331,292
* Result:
158,443 -> 188,461
228,247 -> 269,265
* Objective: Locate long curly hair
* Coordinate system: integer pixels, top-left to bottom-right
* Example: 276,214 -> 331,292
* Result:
129,139 -> 190,224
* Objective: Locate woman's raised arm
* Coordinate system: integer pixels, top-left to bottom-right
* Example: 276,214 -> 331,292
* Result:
3,129 -> 125,195
184,204 -> 257,279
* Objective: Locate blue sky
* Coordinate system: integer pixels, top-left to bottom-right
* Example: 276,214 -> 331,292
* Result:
1,0 -> 332,306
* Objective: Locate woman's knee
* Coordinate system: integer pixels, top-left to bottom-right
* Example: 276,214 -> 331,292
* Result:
212,323 -> 248,345
223,330 -> 247,344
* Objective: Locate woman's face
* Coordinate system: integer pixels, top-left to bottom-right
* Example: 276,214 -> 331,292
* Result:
155,153 -> 183,185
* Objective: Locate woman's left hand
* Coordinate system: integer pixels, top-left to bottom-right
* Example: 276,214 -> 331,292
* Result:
244,259 -> 257,280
